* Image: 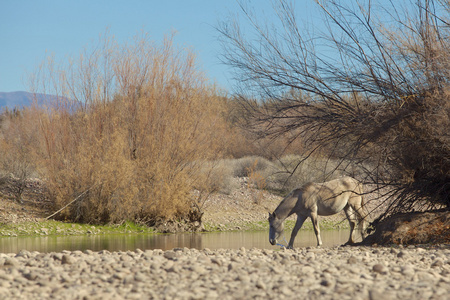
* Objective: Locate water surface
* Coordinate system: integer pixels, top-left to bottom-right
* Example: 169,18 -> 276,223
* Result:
0,230 -> 348,253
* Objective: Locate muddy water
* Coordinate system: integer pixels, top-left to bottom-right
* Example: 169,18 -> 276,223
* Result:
0,230 -> 348,253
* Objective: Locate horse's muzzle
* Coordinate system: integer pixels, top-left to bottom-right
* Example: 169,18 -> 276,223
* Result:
269,239 -> 277,245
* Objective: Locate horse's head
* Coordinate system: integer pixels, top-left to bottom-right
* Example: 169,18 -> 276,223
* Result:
268,212 -> 284,245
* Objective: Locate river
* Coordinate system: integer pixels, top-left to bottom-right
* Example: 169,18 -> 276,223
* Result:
0,230 -> 348,253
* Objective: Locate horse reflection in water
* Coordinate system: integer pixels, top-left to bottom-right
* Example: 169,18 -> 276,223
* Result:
268,177 -> 368,248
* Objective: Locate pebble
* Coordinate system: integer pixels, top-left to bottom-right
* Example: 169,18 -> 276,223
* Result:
61,254 -> 75,265
0,246 -> 448,299
372,263 -> 389,274
163,250 -> 177,260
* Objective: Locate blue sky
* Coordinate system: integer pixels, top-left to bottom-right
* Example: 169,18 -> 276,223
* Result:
0,0 -> 324,93
1,0 -> 397,94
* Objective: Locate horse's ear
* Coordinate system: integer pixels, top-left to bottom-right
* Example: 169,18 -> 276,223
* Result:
273,212 -> 276,218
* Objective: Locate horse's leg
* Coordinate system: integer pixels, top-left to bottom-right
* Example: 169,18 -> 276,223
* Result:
344,205 -> 356,245
288,214 -> 307,249
350,196 -> 368,241
310,212 -> 322,247
347,195 -> 368,239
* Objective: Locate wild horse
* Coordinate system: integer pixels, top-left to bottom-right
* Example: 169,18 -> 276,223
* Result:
268,177 -> 368,248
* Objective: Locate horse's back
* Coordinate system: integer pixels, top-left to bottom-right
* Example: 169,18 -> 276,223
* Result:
334,176 -> 362,193
304,176 -> 360,194
302,177 -> 362,216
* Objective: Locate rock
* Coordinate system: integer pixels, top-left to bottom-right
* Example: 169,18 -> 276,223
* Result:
347,256 -> 358,264
211,258 -> 223,266
163,250 -> 177,260
401,265 -> 415,276
61,254 -> 75,264
431,259 -> 444,268
166,264 -> 181,273
236,274 -> 250,282
372,264 -> 388,274
23,272 -> 39,281
305,251 -> 315,260
255,280 -> 266,290
190,265 -> 208,275
397,251 -> 408,258
227,263 -> 235,271
0,246 -> 446,299
3,257 -> 19,267
415,271 -> 437,281
390,248 -> 399,255
369,289 -> 394,300
320,279 -> 334,287
15,250 -> 31,258
52,253 -> 63,261
300,265 -> 315,274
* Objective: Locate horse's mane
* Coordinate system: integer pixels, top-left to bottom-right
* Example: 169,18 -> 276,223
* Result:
274,188 -> 303,219
299,182 -> 314,191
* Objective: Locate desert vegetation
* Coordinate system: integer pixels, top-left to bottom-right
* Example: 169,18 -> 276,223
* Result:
0,31 -> 316,227
205,155 -> 354,195
1,0 -> 449,234
219,0 -> 450,225
0,29 -> 341,227
1,32 -> 234,226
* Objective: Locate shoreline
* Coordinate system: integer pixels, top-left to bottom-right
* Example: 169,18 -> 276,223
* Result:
1,175 -> 351,237
0,217 -> 347,238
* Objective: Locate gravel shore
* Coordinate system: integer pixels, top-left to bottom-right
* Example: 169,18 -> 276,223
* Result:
0,245 -> 449,300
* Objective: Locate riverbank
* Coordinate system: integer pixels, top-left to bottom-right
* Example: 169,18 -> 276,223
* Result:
0,245 -> 449,299
0,177 -> 349,237
1,176 -> 448,247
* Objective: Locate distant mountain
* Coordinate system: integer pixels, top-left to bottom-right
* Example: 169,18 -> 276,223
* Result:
0,91 -> 62,111
0,91 -> 34,110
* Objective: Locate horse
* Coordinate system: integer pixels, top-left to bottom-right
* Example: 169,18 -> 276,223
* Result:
268,176 -> 368,248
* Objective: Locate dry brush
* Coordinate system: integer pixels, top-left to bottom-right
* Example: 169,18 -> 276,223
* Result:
19,32 -> 229,225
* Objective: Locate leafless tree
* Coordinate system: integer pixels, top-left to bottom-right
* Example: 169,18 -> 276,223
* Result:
219,0 -> 450,223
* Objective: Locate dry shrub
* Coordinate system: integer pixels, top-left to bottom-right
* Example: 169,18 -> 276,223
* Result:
44,126 -> 137,223
29,32 -> 228,224
232,156 -> 275,177
261,155 -> 347,192
219,0 -> 450,221
0,108 -> 39,203
245,159 -> 267,204
222,97 -> 306,158
204,154 -> 356,196
246,159 -> 267,190
196,159 -> 239,195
